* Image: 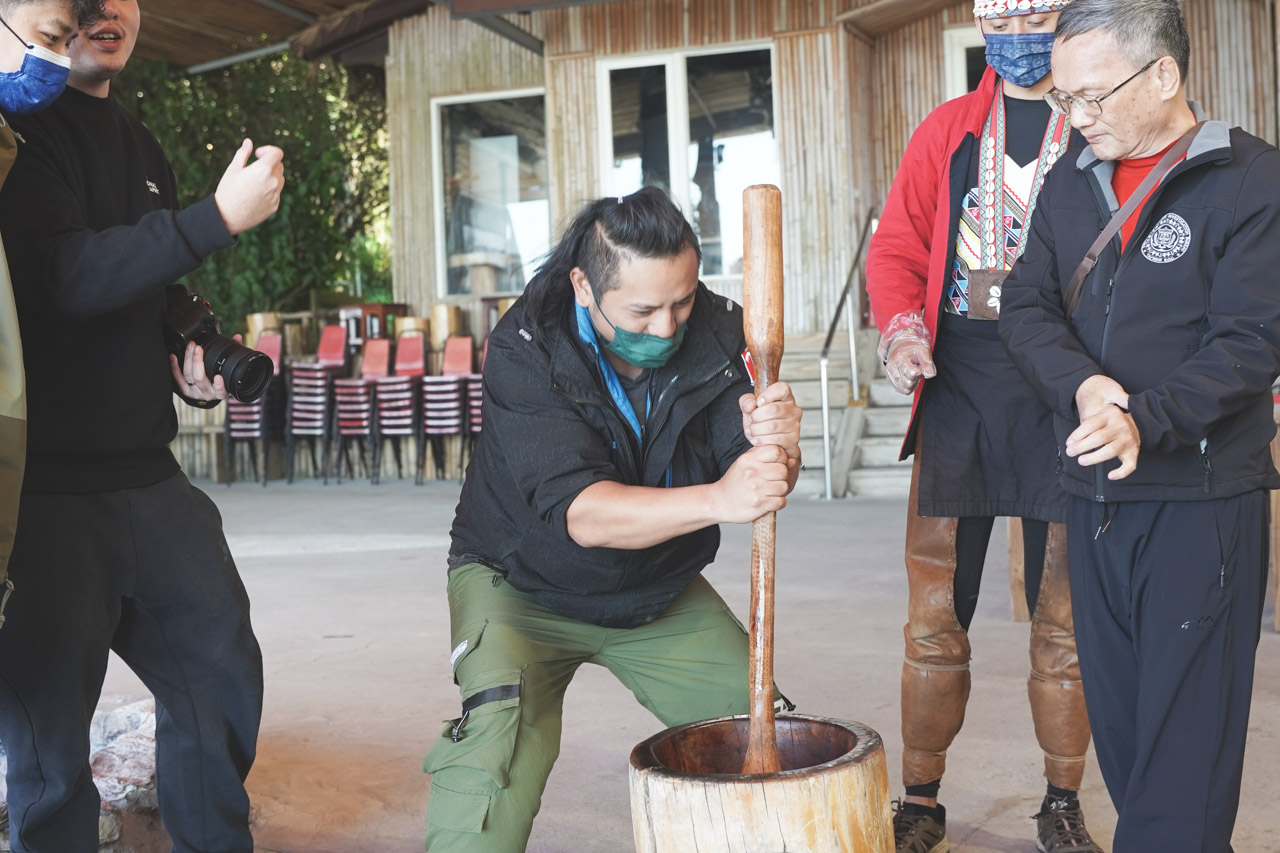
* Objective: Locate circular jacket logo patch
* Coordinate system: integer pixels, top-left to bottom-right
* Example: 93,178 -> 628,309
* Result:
1142,213 -> 1192,264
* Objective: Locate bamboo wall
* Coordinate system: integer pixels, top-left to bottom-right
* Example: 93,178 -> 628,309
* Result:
1183,0 -> 1276,141
385,0 -> 1280,335
386,7 -> 546,318
387,0 -> 867,335
869,2 -> 971,200
545,54 -> 598,228
868,0 -> 1278,202
541,0 -> 859,55
775,29 -> 858,331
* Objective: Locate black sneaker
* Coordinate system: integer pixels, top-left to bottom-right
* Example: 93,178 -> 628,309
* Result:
1034,796 -> 1104,852
892,799 -> 949,853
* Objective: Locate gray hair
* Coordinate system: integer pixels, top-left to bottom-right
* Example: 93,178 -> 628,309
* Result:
1056,0 -> 1190,83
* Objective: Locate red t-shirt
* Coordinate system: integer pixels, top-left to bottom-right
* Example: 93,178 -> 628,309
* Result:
1112,141 -> 1181,250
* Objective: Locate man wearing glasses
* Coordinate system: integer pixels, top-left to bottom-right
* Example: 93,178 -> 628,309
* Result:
866,2 -> 1101,851
1001,0 -> 1280,848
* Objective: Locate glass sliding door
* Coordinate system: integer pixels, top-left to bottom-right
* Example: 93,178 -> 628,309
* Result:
437,92 -> 550,296
599,47 -> 777,287
608,65 -> 671,194
685,49 -> 778,276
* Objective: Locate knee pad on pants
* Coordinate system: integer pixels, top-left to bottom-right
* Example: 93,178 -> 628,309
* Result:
1027,521 -> 1090,790
902,624 -> 971,786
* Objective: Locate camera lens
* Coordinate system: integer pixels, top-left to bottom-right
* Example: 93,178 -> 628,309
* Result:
201,334 -> 274,402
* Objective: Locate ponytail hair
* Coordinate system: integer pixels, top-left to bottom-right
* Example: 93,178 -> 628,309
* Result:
524,186 -> 701,325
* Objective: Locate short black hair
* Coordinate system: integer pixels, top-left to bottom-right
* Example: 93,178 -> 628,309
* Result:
1056,0 -> 1191,83
0,0 -> 105,29
524,187 -> 701,324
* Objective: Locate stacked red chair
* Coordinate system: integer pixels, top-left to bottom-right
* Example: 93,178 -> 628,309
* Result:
465,371 -> 483,438
223,332 -> 284,486
332,337 -> 391,483
285,324 -> 348,484
417,335 -> 473,484
373,332 -> 426,482
464,338 -> 487,453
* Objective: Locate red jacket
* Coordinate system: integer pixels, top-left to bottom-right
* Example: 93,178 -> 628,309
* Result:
866,67 -> 1000,456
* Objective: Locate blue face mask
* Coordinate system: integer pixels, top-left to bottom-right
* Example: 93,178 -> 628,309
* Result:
985,32 -> 1055,89
0,18 -> 71,116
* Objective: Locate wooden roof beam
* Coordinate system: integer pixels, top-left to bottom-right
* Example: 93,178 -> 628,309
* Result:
837,0 -> 967,37
425,0 -> 542,56
293,0 -> 430,60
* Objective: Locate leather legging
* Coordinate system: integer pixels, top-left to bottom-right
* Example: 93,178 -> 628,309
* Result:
899,449 -> 1091,790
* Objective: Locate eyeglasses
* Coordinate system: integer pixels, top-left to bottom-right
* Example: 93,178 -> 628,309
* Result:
1045,58 -> 1160,117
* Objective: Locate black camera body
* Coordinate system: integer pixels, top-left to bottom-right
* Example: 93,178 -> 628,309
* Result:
163,286 -> 273,403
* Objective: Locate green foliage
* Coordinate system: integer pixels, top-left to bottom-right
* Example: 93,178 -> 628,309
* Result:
113,52 -> 390,334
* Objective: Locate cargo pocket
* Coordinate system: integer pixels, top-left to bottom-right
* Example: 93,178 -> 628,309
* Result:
423,665 -> 524,834
425,618 -> 525,794
424,782 -> 492,834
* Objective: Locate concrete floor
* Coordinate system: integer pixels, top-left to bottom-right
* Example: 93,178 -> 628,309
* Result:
101,478 -> 1280,853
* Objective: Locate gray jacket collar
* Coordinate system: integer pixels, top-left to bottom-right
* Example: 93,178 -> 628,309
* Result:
1073,101 -> 1227,214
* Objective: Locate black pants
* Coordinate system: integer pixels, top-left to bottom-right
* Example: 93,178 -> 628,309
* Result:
1068,493 -> 1268,852
952,516 -> 1047,631
0,472 -> 263,853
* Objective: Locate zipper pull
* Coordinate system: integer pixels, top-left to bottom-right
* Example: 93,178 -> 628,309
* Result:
1104,279 -> 1115,315
1199,443 -> 1213,494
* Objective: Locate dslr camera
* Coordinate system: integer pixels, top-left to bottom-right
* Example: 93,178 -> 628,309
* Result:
163,285 -> 273,403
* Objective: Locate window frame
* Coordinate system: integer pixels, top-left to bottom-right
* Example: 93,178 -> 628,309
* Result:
943,25 -> 987,102
594,41 -> 779,286
431,85 -> 549,300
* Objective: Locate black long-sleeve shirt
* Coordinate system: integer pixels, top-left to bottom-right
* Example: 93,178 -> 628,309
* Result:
0,86 -> 234,493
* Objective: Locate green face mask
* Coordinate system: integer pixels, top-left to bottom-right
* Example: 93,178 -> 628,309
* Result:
595,299 -> 688,369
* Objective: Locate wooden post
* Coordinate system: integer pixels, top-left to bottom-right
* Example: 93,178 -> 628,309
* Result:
1008,518 -> 1031,622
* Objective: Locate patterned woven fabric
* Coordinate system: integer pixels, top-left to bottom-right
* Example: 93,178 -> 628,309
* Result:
974,0 -> 1070,18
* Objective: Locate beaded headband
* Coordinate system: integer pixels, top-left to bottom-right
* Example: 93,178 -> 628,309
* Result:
974,0 -> 1070,18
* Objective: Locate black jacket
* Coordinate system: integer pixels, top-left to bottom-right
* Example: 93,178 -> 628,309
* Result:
0,87 -> 233,494
449,282 -> 754,628
1000,120 -> 1280,502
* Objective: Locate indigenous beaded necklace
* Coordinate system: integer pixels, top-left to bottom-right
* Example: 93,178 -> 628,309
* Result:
977,89 -> 1071,271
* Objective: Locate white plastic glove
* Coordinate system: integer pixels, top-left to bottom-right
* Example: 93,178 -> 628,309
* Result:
877,311 -> 936,395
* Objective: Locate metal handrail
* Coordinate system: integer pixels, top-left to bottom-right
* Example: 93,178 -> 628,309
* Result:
818,207 -> 878,500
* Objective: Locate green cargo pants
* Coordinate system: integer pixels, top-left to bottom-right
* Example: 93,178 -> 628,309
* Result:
424,562 -> 758,852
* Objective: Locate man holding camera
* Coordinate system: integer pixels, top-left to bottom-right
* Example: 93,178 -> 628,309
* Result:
0,0 -> 284,850
2,0 -> 105,635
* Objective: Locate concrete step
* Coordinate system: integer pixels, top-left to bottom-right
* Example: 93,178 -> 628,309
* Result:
847,465 -> 912,498
868,379 -> 912,408
798,436 -> 829,464
865,406 -> 910,437
792,466 -> 833,499
856,436 -> 910,469
791,379 -> 852,411
778,358 -> 853,382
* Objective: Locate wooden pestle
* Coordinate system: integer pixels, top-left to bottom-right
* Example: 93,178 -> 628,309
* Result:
740,184 -> 784,776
